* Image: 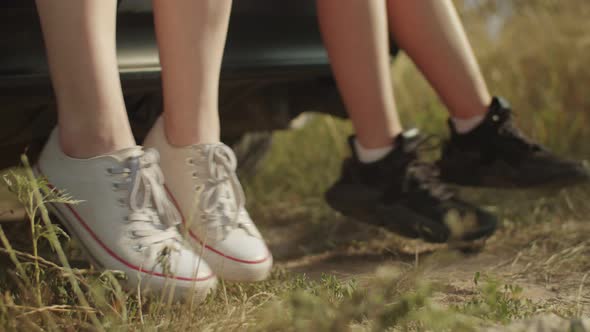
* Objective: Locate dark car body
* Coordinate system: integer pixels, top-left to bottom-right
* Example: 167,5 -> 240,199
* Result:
0,0 -> 397,170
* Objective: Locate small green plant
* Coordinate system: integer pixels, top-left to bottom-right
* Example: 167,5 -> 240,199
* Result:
458,274 -> 544,324
0,1 -> 589,330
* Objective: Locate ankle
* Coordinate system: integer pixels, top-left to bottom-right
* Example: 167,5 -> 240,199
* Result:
354,139 -> 395,164
451,114 -> 486,134
162,114 -> 220,147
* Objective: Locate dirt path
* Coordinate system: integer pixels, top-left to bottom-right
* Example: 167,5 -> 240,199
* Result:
267,218 -> 590,316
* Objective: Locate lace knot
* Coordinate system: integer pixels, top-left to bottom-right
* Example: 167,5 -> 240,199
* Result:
128,149 -> 182,227
195,144 -> 247,233
110,149 -> 182,253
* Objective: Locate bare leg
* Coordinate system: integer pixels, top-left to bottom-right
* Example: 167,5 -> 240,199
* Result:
152,0 -> 232,146
387,0 -> 491,119
36,0 -> 135,158
146,0 -> 272,282
317,0 -> 402,149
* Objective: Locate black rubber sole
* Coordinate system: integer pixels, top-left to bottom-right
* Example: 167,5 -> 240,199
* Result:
438,156 -> 590,190
325,182 -> 496,244
440,169 -> 590,190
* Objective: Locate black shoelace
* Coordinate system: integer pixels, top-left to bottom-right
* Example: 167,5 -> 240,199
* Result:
406,161 -> 455,201
402,135 -> 455,201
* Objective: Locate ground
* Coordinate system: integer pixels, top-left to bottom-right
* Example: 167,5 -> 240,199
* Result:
0,1 -> 589,330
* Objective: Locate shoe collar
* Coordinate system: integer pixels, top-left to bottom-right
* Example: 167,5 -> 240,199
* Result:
448,96 -> 513,139
347,128 -> 424,160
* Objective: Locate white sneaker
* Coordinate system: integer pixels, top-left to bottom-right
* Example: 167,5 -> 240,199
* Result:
144,118 -> 272,281
35,129 -> 217,301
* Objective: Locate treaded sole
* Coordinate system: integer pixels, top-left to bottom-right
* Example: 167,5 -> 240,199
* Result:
325,181 -> 497,244
439,161 -> 590,190
325,182 -> 450,243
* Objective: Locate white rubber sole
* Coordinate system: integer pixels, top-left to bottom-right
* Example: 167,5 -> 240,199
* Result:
188,237 -> 273,282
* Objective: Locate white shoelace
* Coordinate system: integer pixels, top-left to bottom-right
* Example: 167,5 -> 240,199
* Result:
110,149 -> 182,252
193,144 -> 247,235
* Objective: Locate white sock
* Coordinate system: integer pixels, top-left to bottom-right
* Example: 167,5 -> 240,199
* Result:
451,114 -> 486,134
354,139 -> 394,164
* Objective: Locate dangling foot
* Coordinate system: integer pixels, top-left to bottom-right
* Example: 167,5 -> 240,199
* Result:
36,129 -> 217,301
326,130 -> 497,243
144,118 -> 272,282
439,97 -> 590,188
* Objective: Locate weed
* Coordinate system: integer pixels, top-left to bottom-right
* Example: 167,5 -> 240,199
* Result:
0,0 -> 590,330
459,275 -> 545,324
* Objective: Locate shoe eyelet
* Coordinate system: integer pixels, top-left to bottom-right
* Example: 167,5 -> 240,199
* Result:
106,168 -> 113,176
492,115 -> 500,122
186,158 -> 194,165
112,184 -> 119,191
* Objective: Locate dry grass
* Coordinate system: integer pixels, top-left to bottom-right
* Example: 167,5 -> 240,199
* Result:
0,0 -> 590,330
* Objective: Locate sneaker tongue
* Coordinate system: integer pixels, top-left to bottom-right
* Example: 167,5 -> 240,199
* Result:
108,146 -> 144,162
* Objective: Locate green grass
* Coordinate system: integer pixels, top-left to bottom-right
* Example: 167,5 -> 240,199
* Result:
1,0 -> 590,330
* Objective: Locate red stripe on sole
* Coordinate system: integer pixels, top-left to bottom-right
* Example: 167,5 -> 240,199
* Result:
164,186 -> 272,265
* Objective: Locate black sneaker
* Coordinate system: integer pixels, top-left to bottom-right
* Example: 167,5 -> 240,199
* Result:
325,130 -> 497,243
438,97 -> 590,188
